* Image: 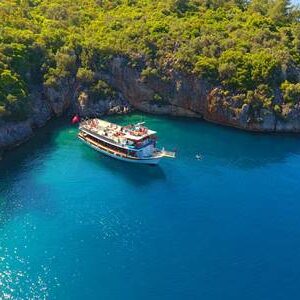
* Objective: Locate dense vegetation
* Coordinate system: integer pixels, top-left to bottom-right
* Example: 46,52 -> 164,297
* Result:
0,0 -> 300,121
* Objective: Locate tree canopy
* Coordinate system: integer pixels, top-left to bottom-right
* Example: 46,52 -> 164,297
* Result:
0,0 -> 300,120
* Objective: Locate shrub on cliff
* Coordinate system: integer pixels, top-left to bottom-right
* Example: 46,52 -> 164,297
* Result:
76,68 -> 95,86
1,0 -> 300,121
281,81 -> 300,104
0,69 -> 28,121
90,80 -> 116,101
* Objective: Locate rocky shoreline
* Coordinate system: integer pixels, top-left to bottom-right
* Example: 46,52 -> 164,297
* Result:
1,56 -> 300,158
99,57 -> 300,132
0,86 -> 130,159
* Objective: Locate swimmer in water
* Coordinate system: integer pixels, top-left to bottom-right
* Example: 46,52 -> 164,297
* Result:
195,154 -> 203,160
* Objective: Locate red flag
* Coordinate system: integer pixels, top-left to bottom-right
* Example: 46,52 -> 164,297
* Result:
71,115 -> 80,124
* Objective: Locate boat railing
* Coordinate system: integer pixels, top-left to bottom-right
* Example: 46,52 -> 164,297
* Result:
161,148 -> 176,158
80,126 -> 122,146
79,133 -> 146,160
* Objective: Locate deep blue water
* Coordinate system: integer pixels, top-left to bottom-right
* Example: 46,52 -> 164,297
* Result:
1,113 -> 300,299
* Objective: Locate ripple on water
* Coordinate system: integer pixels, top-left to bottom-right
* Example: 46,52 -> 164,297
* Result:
2,115 -> 300,299
0,247 -> 56,299
0,213 -> 60,299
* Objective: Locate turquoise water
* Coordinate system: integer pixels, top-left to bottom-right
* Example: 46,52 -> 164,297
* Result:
1,113 -> 300,299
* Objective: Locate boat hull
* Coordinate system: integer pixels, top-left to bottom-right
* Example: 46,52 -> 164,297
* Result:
79,136 -> 161,165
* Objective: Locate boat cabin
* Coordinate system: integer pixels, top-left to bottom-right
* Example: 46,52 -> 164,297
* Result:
79,119 -> 157,158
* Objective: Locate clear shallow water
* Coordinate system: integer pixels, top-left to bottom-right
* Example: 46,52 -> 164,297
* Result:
1,113 -> 300,299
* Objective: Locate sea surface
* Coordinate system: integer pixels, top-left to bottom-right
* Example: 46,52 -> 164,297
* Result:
1,113 -> 300,299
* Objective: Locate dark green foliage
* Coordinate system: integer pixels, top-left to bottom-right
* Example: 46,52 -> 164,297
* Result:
1,0 -> 300,121
141,67 -> 160,79
90,80 -> 116,100
76,68 -> 95,86
246,84 -> 274,110
268,0 -> 291,25
194,56 -> 218,80
281,81 -> 300,103
151,93 -> 168,106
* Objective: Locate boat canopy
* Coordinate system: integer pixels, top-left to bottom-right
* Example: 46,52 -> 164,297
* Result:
80,119 -> 157,142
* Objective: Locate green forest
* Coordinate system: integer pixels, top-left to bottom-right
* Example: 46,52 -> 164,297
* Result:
0,0 -> 300,121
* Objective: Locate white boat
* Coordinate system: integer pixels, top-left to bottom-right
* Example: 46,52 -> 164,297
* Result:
78,119 -> 175,165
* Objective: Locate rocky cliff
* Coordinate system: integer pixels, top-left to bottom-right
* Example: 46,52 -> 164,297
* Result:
0,90 -> 51,158
1,55 -> 300,157
99,57 -> 300,132
0,77 -> 130,158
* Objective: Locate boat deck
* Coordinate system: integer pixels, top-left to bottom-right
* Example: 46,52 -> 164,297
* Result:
78,133 -> 164,160
79,119 -> 156,144
78,119 -> 176,163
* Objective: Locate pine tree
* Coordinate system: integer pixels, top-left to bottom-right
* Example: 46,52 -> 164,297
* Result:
268,0 -> 291,24
248,0 -> 270,15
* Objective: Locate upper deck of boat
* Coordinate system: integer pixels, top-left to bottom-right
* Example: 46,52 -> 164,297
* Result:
79,119 -> 157,142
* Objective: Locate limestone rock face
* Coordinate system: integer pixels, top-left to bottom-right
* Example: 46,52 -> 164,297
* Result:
75,91 -> 131,118
0,121 -> 33,149
30,90 -> 53,127
0,90 -> 53,154
2,55 -> 300,157
99,57 -> 300,132
99,57 -> 208,118
203,88 -> 278,131
44,78 -> 76,116
276,104 -> 300,132
0,78 -> 130,154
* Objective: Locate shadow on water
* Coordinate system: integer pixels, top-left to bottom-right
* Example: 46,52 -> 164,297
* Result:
0,113 -> 300,226
80,148 -> 167,187
0,117 -> 69,180
195,121 -> 300,169
1,112 -> 300,183
0,117 -> 70,225
116,113 -> 300,170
